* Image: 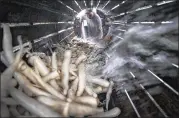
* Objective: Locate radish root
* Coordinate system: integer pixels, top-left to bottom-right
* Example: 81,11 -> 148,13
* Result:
106,81 -> 114,110
9,87 -> 61,117
61,50 -> 71,95
28,56 -> 50,77
77,63 -> 86,96
2,23 -> 14,64
90,107 -> 121,117
87,78 -> 110,88
1,25 -> 119,117
37,96 -> 103,117
1,35 -> 24,97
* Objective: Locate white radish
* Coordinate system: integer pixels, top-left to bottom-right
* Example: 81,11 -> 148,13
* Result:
23,87 -> 34,97
90,107 -> 121,117
32,84 -> 43,89
28,56 -> 50,77
14,72 -> 34,97
70,64 -> 77,75
92,86 -> 108,94
28,85 -> 54,98
15,73 -> 52,98
17,61 -> 65,100
2,24 -> 60,117
70,70 -> 77,76
70,64 -> 77,71
9,106 -> 21,117
24,111 -> 30,116
93,86 -> 103,93
48,53 -> 60,92
75,54 -> 87,65
57,58 -> 62,68
37,96 -> 103,117
68,103 -> 103,117
2,23 -> 14,64
1,97 -> 19,105
17,61 -> 37,84
43,71 -> 60,82
9,87 -> 61,117
1,53 -> 9,67
88,78 -> 110,88
106,81 -> 114,110
69,76 -> 76,81
17,105 -> 26,115
44,56 -> 52,67
61,50 -> 72,95
31,52 -> 46,59
67,78 -> 79,100
49,80 -> 61,91
34,65 -> 40,76
85,86 -> 97,98
10,78 -> 18,87
77,63 -> 86,96
52,52 -> 58,71
74,96 -> 99,107
18,86 -> 23,92
1,36 -> 23,97
44,52 -> 60,90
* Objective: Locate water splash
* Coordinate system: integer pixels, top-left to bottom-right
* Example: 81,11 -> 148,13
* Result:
102,18 -> 178,90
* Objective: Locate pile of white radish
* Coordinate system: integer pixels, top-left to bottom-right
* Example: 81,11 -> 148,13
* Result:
1,24 -> 121,117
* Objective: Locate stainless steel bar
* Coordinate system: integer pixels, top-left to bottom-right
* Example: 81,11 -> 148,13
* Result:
96,0 -> 101,8
101,0 -> 110,10
110,0 -> 176,18
130,71 -> 135,78
131,21 -> 173,24
91,0 -> 94,7
0,22 -> 73,28
59,31 -> 74,43
107,0 -> 127,13
57,0 -> 78,13
74,0 -> 82,11
171,63 -> 179,68
0,27 -> 73,55
116,28 -> 126,32
125,89 -> 141,118
148,69 -> 179,96
106,22 -> 132,26
33,27 -> 73,43
84,0 -> 87,8
140,84 -> 168,118
5,0 -> 69,16
116,36 -> 124,40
